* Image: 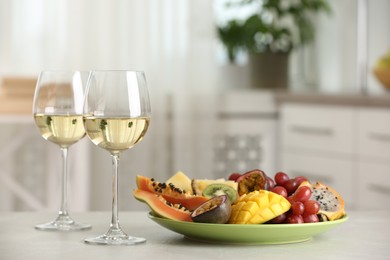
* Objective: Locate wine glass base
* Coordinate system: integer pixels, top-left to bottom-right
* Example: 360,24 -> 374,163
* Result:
85,227 -> 146,246
84,235 -> 146,245
35,215 -> 92,231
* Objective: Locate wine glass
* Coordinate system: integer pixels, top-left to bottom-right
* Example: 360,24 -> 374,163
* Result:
83,70 -> 151,245
33,70 -> 92,231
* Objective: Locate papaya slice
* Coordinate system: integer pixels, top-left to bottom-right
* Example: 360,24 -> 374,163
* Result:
136,175 -> 209,211
133,189 -> 192,222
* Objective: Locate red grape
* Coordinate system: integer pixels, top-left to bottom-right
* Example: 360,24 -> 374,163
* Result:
294,176 -> 308,186
303,214 -> 319,223
286,214 -> 304,224
304,200 -> 320,215
271,186 -> 288,198
274,172 -> 289,186
291,201 -> 305,216
268,213 -> 287,224
287,195 -> 295,205
228,173 -> 241,181
293,186 -> 312,202
284,179 -> 299,195
267,177 -> 275,189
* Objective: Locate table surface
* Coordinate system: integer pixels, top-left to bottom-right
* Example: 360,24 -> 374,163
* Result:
0,211 -> 389,260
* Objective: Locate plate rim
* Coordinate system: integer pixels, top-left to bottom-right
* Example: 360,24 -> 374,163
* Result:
147,212 -> 349,244
148,211 -> 349,228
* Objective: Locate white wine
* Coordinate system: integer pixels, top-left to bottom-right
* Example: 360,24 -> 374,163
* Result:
84,117 -> 150,153
34,114 -> 86,148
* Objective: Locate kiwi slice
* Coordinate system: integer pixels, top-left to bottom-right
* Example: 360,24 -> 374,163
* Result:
202,183 -> 238,204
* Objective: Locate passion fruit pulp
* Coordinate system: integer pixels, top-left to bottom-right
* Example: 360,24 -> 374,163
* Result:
236,169 -> 269,195
190,195 -> 231,224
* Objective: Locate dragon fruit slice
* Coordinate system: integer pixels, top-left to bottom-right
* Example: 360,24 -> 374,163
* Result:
299,181 -> 346,221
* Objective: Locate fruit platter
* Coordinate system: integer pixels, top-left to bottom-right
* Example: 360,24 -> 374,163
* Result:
133,169 -> 348,244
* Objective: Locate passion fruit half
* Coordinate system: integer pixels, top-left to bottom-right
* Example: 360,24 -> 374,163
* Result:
236,169 -> 269,195
190,195 -> 231,224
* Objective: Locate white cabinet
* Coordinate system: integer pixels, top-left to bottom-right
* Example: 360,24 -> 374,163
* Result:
357,161 -> 390,210
279,103 -> 390,210
356,107 -> 390,210
280,104 -> 356,154
357,107 -> 390,161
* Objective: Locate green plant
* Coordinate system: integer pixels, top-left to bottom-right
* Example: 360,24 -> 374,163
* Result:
217,0 -> 331,62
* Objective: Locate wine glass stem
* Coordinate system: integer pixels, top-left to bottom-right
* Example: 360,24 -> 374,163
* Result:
59,147 -> 69,217
110,153 -> 121,231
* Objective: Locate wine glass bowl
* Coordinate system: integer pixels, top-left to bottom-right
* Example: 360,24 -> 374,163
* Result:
34,114 -> 86,148
83,117 -> 149,154
33,71 -> 91,231
83,70 -> 150,245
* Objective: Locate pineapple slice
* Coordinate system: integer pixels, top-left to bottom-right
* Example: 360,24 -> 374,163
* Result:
192,179 -> 238,196
228,190 -> 291,224
166,171 -> 193,194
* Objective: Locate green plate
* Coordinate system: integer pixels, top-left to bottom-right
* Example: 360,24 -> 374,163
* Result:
148,212 -> 348,245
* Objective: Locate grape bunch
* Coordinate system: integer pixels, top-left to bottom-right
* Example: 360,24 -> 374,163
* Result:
267,172 -> 320,224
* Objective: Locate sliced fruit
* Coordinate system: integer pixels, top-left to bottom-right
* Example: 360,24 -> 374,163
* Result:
228,190 -> 291,224
166,171 -> 193,195
203,183 -> 238,204
191,195 -> 231,224
136,175 -> 209,211
299,181 -> 345,221
133,189 -> 192,222
192,178 -> 238,196
236,169 -> 269,196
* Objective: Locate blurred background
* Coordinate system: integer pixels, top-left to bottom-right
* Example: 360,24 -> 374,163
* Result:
1,0 -> 390,212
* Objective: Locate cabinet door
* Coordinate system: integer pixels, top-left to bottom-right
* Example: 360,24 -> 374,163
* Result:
358,108 -> 390,161
357,161 -> 390,210
280,104 -> 355,154
214,118 -> 277,178
280,151 -> 355,209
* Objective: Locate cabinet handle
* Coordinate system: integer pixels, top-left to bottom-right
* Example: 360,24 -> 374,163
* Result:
290,171 -> 333,184
368,132 -> 390,142
290,125 -> 333,136
367,183 -> 390,195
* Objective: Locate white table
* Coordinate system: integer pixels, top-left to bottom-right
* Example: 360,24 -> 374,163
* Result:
0,211 -> 389,260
